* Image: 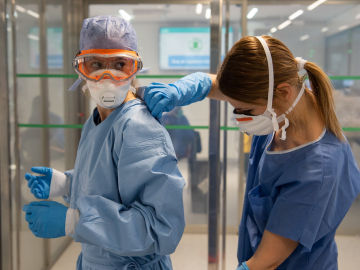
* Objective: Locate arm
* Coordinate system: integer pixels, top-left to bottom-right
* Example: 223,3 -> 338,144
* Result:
140,72 -> 228,119
25,167 -> 71,200
206,73 -> 228,101
246,230 -> 298,270
70,119 -> 185,256
243,154 -> 339,269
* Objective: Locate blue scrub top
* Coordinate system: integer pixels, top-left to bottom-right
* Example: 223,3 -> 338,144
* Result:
65,99 -> 185,270
238,130 -> 360,270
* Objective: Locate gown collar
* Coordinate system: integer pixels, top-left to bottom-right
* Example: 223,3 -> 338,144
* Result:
92,99 -> 141,126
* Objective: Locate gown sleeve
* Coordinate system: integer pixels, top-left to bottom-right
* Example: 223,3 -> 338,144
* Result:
63,169 -> 74,204
70,112 -> 185,257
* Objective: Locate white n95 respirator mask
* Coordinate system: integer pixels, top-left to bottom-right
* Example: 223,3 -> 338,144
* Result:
86,70 -> 132,109
232,111 -> 287,136
232,36 -> 306,140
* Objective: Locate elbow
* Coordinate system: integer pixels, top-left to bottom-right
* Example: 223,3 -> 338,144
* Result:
156,220 -> 185,255
247,258 -> 282,270
266,260 -> 283,270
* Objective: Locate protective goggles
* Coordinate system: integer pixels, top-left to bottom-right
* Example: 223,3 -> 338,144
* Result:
73,49 -> 143,82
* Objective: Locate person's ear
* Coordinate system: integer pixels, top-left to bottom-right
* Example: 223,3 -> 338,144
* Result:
273,83 -> 294,114
275,83 -> 292,101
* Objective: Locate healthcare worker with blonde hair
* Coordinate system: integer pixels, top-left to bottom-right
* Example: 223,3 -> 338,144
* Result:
23,15 -> 185,270
140,35 -> 360,270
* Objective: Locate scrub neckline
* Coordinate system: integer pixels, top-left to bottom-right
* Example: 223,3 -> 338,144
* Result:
92,98 -> 140,127
266,128 -> 326,155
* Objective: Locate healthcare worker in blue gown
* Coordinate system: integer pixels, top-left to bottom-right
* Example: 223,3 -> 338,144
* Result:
22,16 -> 185,270
139,36 -> 360,270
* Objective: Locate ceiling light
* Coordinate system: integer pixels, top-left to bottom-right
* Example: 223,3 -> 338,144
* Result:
247,8 -> 258,19
15,5 -> 26,13
300,34 -> 310,41
26,9 -> 39,19
307,0 -> 327,11
205,8 -> 211,20
196,3 -> 203,15
118,9 -> 133,21
289,9 -> 304,20
270,27 -> 277,33
278,20 -> 291,30
356,13 -> 360,20
321,27 -> 328,32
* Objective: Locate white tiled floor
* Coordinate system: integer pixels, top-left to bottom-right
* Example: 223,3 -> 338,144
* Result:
51,234 -> 360,270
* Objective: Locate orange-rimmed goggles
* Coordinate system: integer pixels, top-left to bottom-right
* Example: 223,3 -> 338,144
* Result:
73,49 -> 143,82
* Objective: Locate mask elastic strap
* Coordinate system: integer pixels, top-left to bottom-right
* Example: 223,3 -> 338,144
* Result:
269,108 -> 279,131
285,82 -> 305,115
295,57 -> 307,72
278,82 -> 306,140
280,118 -> 289,141
255,36 -> 278,131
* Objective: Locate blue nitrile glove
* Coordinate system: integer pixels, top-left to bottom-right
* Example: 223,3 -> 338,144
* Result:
142,72 -> 212,119
22,201 -> 67,238
25,167 -> 68,199
236,262 -> 250,270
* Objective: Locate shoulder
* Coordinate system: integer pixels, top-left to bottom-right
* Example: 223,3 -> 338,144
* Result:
114,99 -> 172,148
317,131 -> 356,173
282,131 -> 358,185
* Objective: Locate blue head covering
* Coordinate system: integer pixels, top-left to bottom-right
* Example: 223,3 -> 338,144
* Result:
79,15 -> 138,52
69,16 -> 138,91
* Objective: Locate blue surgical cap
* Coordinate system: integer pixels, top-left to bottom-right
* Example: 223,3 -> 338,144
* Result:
79,16 -> 138,52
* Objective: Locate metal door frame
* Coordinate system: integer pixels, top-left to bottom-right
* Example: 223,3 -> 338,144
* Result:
0,0 -> 13,270
8,0 -> 85,269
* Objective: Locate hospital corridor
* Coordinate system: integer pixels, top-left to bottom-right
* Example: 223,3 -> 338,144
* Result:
0,1 -> 360,270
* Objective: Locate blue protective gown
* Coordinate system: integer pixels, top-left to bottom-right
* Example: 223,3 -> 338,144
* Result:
65,99 -> 185,270
238,130 -> 360,269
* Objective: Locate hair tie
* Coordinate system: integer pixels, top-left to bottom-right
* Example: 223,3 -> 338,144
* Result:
295,57 -> 307,72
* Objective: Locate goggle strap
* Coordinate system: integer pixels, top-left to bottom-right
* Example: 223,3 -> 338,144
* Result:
78,49 -> 139,57
68,77 -> 83,91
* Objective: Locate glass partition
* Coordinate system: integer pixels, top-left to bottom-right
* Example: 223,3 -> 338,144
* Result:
8,1 -> 360,270
13,1 -> 79,269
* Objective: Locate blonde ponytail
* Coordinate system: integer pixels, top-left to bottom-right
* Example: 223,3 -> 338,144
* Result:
305,62 -> 344,140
